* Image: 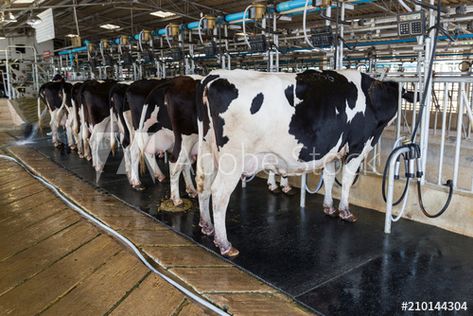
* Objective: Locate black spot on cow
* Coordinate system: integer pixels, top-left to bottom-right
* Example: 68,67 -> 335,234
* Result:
206,78 -> 238,148
289,71 -> 361,161
197,75 -> 219,135
284,85 -> 294,107
250,93 -> 264,114
289,70 -> 401,163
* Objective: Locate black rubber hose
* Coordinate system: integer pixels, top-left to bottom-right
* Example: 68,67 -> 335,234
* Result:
417,179 -> 453,218
382,148 -> 410,206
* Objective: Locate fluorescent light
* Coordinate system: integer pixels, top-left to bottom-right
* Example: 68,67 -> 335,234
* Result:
100,23 -> 120,30
150,10 -> 175,18
66,34 -> 79,37
12,0 -> 36,3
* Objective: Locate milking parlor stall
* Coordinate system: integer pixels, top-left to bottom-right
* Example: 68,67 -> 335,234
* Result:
1,0 -> 473,315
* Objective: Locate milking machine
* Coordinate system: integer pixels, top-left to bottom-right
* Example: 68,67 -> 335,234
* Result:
86,42 -> 98,79
136,29 -> 156,78
98,39 -> 114,79
117,35 -> 136,80
382,0 -> 453,234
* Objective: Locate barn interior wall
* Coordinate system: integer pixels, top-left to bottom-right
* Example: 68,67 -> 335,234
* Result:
0,36 -> 53,59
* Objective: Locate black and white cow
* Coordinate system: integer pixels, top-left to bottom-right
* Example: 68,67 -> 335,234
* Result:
126,79 -> 169,189
78,80 -> 117,175
37,80 -> 73,148
196,69 -> 413,256
70,82 -> 84,156
137,75 -> 201,206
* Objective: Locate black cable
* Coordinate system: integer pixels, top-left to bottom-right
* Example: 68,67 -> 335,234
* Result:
417,179 -> 453,218
382,145 -> 411,206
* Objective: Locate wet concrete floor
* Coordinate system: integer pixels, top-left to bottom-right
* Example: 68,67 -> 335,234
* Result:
24,137 -> 473,315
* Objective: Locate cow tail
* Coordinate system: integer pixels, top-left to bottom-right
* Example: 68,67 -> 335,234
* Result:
138,104 -> 149,176
195,80 -> 207,193
71,99 -> 79,135
110,107 -> 116,156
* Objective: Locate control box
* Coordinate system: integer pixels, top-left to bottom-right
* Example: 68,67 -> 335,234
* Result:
398,11 -> 425,36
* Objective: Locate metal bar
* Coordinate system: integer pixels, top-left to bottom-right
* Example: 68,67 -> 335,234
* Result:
385,146 -> 411,233
300,173 -> 306,208
453,82 -> 464,189
396,82 -> 402,140
437,83 -> 448,186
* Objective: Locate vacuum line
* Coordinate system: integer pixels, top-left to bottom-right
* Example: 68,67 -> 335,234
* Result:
0,154 -> 230,316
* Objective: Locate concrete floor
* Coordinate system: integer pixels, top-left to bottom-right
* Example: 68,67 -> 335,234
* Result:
22,135 -> 473,316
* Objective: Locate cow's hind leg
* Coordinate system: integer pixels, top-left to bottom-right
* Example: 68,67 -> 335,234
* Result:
280,176 -> 295,195
338,155 -> 364,222
323,161 -> 338,217
212,170 -> 241,257
267,171 -> 280,193
211,156 -> 242,257
183,165 -> 197,198
196,138 -> 216,236
169,160 -> 184,206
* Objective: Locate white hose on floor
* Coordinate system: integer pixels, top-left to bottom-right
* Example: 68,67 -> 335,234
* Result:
0,153 -> 230,316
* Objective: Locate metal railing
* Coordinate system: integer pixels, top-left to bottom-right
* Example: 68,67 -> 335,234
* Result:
380,74 -> 473,193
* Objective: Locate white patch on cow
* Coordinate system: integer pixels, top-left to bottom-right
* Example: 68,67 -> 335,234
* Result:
187,74 -> 204,80
89,116 -> 114,172
142,104 -> 160,132
337,70 -> 366,124
144,128 -> 174,155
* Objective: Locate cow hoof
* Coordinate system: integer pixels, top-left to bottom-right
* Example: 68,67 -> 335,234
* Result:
339,209 -> 358,223
186,188 -> 197,198
172,199 -> 183,207
155,175 -> 166,183
199,219 -> 214,236
269,186 -> 282,194
201,225 -> 214,236
132,184 -> 145,191
86,156 -> 92,161
222,246 -> 239,258
282,187 -> 297,196
324,206 -> 339,218
69,145 -> 77,151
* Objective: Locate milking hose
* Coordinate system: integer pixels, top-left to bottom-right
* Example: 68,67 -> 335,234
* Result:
383,0 -> 453,218
0,153 -> 230,316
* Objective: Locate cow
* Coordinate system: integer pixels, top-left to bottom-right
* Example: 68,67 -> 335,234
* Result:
196,69 -> 414,257
137,75 -> 201,206
37,80 -> 73,148
70,82 -> 84,156
78,79 -> 118,176
126,79 -> 170,190
108,81 -> 135,182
